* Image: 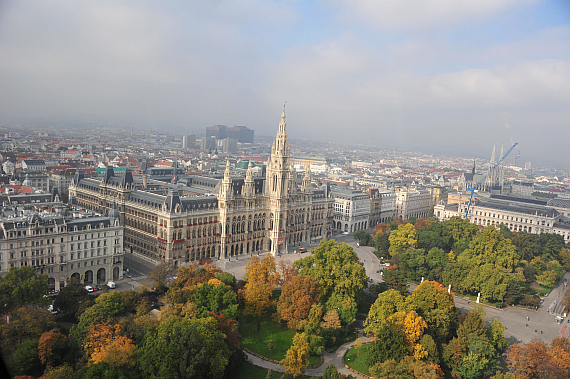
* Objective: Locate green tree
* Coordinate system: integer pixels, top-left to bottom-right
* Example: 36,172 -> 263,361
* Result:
364,289 -> 409,335
53,277 -> 90,319
456,334 -> 499,379
191,281 -> 238,319
458,226 -> 520,272
0,266 -> 49,311
0,305 -> 55,351
294,240 -> 367,324
279,332 -> 310,377
8,338 -> 43,377
367,321 -> 409,366
214,272 -> 236,287
487,319 -> 508,352
70,292 -> 125,345
442,216 -> 479,254
138,316 -> 231,379
382,268 -> 409,296
373,232 -> 390,257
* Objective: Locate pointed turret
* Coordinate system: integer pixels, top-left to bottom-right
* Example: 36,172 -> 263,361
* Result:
219,160 -> 233,200
242,161 -> 255,197
303,166 -> 312,193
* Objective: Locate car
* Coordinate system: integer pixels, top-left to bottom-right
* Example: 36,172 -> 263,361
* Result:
298,247 -> 306,253
107,281 -> 116,289
92,286 -> 99,292
85,285 -> 94,293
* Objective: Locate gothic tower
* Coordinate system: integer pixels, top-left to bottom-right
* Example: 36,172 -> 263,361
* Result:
265,107 -> 291,255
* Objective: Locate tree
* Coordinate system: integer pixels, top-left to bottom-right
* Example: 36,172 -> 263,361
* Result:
442,216 -> 479,254
147,262 -> 176,294
0,305 -> 55,351
407,280 -> 458,345
365,289 -> 409,335
42,364 -> 75,379
70,292 -> 125,345
354,338 -> 363,356
321,309 -> 341,330
373,232 -> 390,257
456,334 -> 499,379
276,275 -> 321,329
367,321 -> 410,366
214,272 -> 236,287
8,338 -> 43,378
138,316 -> 231,379
191,281 -> 238,319
487,319 -> 508,352
243,254 -> 280,317
279,332 -> 310,377
277,259 -> 296,285
388,310 -> 428,359
294,240 -> 366,324
0,266 -> 49,311
38,328 -> 69,368
383,268 -> 409,296
389,223 -> 418,255
53,277 -> 90,318
458,226 -> 520,272
507,337 -> 570,379
84,323 -> 136,368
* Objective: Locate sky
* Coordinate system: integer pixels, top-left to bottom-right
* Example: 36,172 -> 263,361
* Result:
0,0 -> 569,169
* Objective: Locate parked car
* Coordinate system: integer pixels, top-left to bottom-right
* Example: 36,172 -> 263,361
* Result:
107,281 -> 116,289
85,285 -> 94,293
298,247 -> 306,253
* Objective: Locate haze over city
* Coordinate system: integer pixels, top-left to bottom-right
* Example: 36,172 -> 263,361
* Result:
0,0 -> 569,168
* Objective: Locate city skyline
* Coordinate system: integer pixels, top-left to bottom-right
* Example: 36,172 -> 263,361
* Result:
0,0 -> 568,169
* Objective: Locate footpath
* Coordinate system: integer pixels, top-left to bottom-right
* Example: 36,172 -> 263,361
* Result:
243,326 -> 372,378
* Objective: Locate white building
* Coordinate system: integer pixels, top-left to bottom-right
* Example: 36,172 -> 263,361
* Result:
434,196 -> 570,243
332,188 -> 371,233
395,188 -> 432,220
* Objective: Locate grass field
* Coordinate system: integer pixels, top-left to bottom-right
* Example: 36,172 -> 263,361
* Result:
344,344 -> 371,376
240,314 -> 321,366
233,362 -> 296,379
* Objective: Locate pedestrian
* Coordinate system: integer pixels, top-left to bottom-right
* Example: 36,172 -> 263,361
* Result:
527,316 -> 529,321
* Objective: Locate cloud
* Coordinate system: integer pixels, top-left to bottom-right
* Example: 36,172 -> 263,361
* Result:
325,0 -> 538,31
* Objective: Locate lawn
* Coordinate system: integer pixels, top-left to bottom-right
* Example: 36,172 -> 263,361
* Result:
240,313 -> 321,366
344,344 -> 371,376
233,362 -> 297,379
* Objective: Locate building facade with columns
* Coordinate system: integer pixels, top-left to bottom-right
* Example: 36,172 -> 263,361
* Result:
69,110 -> 334,265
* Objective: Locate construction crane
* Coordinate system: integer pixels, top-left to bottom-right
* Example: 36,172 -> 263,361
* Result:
462,142 -> 518,219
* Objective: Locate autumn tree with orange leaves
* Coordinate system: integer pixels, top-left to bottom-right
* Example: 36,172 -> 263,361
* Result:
243,254 -> 280,317
506,337 -> 570,379
276,275 -> 320,329
38,328 -> 69,368
83,323 -> 136,368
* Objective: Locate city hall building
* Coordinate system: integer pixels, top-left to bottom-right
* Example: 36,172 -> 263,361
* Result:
69,110 -> 334,266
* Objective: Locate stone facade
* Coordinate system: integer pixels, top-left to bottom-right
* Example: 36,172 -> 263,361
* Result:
0,207 -> 123,292
69,110 -> 334,265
